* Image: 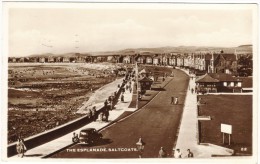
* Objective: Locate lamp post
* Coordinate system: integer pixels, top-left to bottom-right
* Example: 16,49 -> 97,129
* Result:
136,137 -> 145,158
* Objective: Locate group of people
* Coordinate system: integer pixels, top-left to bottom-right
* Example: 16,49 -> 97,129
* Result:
171,96 -> 179,105
86,106 -> 97,120
98,108 -> 110,122
120,73 -> 134,102
158,147 -> 194,158
189,86 -> 197,94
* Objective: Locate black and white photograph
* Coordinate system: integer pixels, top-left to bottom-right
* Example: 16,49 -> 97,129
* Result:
0,1 -> 258,163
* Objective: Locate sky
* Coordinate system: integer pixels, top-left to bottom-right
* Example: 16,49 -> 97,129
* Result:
6,3 -> 256,57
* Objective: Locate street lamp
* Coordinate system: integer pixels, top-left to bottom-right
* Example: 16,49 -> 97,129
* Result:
136,137 -> 145,158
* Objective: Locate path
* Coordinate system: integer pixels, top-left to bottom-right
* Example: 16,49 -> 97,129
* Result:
175,68 -> 233,158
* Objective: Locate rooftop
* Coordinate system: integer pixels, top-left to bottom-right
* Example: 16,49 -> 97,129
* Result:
196,73 -> 219,83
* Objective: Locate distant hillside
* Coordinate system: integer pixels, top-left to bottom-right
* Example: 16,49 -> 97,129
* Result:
238,44 -> 252,47
25,45 -> 252,58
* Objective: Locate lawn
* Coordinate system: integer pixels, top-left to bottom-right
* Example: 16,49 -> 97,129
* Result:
198,95 -> 252,155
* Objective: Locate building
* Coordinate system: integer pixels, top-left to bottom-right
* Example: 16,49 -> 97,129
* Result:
123,55 -> 131,64
212,52 -> 238,75
152,55 -> 161,65
139,76 -> 153,91
196,73 -> 243,93
62,57 -> 70,63
48,56 -> 55,63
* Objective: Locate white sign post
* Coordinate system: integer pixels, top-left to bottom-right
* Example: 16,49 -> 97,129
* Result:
221,124 -> 232,145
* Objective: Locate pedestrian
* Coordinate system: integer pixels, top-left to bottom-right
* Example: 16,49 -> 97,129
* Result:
136,137 -> 145,158
138,94 -> 142,100
72,132 -> 79,143
158,147 -> 167,158
91,106 -> 97,121
99,112 -> 104,122
129,87 -> 132,93
171,96 -> 174,104
86,109 -> 92,119
174,97 -> 179,105
110,100 -> 113,111
108,96 -> 112,102
121,94 -> 124,102
174,149 -> 182,158
191,88 -> 194,94
187,149 -> 194,158
16,138 -> 27,158
102,113 -> 107,121
104,99 -> 108,108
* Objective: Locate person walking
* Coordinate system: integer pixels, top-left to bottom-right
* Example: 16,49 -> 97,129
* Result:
104,99 -> 108,109
191,88 -> 194,94
16,138 -> 27,158
121,94 -> 124,102
91,106 -> 97,121
87,109 -> 93,119
187,149 -> 194,158
174,97 -> 179,105
99,112 -> 104,122
104,109 -> 109,122
158,147 -> 167,158
171,96 -> 174,104
174,149 -> 182,158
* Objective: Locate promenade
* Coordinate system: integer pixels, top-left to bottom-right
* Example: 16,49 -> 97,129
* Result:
9,77 -> 136,159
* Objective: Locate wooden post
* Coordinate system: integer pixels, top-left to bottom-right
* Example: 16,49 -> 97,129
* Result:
229,134 -> 231,145
223,133 -> 225,144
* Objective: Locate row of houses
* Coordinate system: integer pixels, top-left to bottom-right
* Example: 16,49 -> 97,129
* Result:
9,50 -> 251,76
8,56 -> 107,63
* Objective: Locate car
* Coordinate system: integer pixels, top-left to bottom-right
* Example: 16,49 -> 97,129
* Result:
79,128 -> 102,144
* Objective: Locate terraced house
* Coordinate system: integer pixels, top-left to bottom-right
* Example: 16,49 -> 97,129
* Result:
8,50 -> 239,76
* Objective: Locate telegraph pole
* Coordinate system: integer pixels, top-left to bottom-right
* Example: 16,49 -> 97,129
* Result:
135,61 -> 139,110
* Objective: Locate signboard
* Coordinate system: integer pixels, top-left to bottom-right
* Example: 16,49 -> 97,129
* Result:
221,124 -> 232,134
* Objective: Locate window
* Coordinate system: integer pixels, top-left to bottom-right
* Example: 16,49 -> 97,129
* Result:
223,82 -> 227,86
237,82 -> 242,87
230,82 -> 234,87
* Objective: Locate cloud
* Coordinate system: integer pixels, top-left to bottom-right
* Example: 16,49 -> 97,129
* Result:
7,8 -> 254,57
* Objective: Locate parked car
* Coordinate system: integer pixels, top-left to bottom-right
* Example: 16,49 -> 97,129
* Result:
79,128 -> 102,144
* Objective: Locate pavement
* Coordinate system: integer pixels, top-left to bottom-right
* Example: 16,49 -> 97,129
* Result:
76,78 -> 124,114
9,76 -> 136,160
175,68 -> 233,158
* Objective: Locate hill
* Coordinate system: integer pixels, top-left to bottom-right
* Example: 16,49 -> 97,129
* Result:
25,45 -> 252,58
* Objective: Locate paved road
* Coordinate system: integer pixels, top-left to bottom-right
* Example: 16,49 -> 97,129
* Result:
52,69 -> 189,158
